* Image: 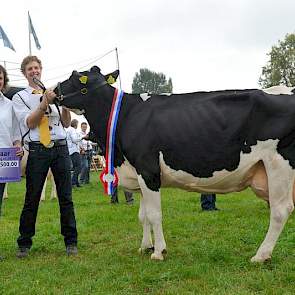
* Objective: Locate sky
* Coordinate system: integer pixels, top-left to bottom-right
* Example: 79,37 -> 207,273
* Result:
1,0 -> 294,94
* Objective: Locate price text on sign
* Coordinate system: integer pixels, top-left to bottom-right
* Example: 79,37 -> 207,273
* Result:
0,161 -> 19,167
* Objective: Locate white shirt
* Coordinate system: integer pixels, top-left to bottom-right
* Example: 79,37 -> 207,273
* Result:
12,87 -> 67,143
66,126 -> 83,155
79,130 -> 93,151
0,91 -> 21,148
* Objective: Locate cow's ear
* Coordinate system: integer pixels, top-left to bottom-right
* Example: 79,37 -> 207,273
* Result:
72,70 -> 81,77
104,70 -> 119,85
90,66 -> 101,73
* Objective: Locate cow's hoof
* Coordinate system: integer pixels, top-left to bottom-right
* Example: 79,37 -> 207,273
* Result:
151,252 -> 164,261
138,247 -> 154,255
250,254 -> 271,263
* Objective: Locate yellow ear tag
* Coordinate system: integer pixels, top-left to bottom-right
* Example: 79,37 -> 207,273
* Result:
107,75 -> 116,85
79,76 -> 88,84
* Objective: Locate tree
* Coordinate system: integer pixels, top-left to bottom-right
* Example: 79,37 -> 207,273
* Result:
132,68 -> 173,94
259,33 -> 295,88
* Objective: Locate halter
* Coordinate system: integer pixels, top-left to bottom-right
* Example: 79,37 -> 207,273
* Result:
55,79 -> 108,103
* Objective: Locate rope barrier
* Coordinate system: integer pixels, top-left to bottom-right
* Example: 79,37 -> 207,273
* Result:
3,48 -> 117,84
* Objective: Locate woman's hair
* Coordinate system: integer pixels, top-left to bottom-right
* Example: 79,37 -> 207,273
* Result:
0,64 -> 9,91
71,119 -> 79,128
20,55 -> 42,75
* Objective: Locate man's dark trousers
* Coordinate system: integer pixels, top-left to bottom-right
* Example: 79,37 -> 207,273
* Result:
200,194 -> 217,210
17,144 -> 78,249
70,152 -> 81,186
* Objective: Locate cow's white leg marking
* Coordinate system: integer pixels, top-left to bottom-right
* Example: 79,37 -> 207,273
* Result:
138,175 -> 166,260
138,194 -> 153,253
251,156 -> 294,262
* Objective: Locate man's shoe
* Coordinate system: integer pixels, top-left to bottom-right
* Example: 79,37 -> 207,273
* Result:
110,193 -> 119,204
202,207 -> 220,211
66,245 -> 78,256
16,247 -> 30,258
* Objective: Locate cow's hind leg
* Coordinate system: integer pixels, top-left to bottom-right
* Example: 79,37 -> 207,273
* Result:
138,176 -> 166,260
251,157 -> 294,262
138,194 -> 154,254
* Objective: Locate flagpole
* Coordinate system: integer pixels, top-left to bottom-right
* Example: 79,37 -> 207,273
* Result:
28,11 -> 32,55
115,47 -> 122,90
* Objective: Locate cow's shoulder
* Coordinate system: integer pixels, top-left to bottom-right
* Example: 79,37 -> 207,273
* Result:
262,85 -> 295,95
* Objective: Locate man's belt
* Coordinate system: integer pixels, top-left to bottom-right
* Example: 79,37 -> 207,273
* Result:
29,139 -> 67,148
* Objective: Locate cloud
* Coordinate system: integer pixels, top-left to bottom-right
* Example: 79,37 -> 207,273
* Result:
1,0 -> 294,94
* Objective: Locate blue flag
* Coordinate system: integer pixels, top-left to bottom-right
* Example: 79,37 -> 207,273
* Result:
0,25 -> 15,52
28,13 -> 41,50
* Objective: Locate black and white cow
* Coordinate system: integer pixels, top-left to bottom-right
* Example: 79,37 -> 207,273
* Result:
54,66 -> 295,262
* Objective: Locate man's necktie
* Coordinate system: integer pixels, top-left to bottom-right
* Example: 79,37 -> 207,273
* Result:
33,89 -> 51,147
39,116 -> 51,147
32,89 -> 44,95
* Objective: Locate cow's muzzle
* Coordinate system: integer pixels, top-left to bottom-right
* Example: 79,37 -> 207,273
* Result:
54,82 -> 64,105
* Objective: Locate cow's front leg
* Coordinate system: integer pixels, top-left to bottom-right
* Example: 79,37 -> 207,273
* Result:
138,194 -> 154,254
138,176 -> 166,260
3,184 -> 8,199
50,177 -> 57,200
40,177 -> 47,201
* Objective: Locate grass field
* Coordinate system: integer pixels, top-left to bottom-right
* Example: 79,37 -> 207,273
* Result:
0,173 -> 295,295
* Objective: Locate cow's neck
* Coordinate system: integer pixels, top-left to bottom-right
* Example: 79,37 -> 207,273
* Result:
83,87 -> 141,166
83,87 -> 114,151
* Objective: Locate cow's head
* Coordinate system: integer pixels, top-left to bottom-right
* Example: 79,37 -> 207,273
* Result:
54,66 -> 119,114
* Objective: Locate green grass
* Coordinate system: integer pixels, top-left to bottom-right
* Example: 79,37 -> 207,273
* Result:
0,173 -> 295,294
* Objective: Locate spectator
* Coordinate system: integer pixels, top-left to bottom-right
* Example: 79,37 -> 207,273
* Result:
111,187 -> 134,205
79,122 -> 93,184
66,119 -> 83,187
200,193 -> 219,211
0,65 -> 23,219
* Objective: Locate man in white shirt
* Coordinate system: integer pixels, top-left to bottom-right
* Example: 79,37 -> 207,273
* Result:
12,56 -> 78,258
79,122 -> 93,184
66,119 -> 83,187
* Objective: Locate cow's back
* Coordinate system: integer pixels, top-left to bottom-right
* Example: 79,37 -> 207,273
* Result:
119,90 -> 257,180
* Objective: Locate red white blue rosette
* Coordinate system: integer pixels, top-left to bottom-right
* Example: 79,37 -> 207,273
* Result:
100,88 -> 124,195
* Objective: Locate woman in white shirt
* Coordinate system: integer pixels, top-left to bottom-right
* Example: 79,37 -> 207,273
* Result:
0,65 -> 22,216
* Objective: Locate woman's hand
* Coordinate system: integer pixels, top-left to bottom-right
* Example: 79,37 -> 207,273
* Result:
15,147 -> 24,158
13,141 -> 24,158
